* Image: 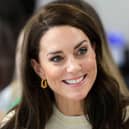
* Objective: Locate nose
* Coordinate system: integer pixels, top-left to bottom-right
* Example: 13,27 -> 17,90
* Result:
66,57 -> 82,74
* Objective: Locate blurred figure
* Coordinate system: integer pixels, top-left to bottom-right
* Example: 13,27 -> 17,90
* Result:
0,21 -> 15,91
0,21 -> 15,120
0,0 -> 36,121
0,29 -> 24,121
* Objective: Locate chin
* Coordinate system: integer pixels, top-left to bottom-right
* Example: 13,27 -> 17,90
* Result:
68,93 -> 87,101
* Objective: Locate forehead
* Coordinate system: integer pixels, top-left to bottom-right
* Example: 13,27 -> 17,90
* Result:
39,25 -> 90,51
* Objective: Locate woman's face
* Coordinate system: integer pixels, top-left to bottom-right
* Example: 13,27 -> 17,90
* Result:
33,25 -> 97,102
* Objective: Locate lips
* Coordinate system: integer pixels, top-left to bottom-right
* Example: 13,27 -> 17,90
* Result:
63,74 -> 87,85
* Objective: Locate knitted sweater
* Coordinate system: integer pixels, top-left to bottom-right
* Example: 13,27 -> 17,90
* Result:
45,106 -> 91,129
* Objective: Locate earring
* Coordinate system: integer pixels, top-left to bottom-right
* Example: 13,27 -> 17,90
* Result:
41,80 -> 48,88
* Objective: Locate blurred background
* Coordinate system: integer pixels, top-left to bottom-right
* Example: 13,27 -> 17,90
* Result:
0,0 -> 129,120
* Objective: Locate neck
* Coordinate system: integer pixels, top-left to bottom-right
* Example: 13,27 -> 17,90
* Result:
55,95 -> 85,116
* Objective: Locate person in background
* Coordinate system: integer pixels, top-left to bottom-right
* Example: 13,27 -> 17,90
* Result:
0,29 -> 24,121
0,0 -> 129,129
0,0 -> 36,120
0,20 -> 15,120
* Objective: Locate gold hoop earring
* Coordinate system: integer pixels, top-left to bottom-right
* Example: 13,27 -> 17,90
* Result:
41,80 -> 48,88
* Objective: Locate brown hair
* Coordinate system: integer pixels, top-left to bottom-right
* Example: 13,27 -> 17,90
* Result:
1,1 -> 129,129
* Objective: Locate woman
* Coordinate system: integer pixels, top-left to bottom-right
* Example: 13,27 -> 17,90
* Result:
1,0 -> 129,129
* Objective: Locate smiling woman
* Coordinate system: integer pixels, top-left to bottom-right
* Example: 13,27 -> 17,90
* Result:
32,26 -> 97,111
0,0 -> 129,129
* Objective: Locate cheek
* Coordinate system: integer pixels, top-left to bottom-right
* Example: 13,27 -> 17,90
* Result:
88,59 -> 97,71
82,53 -> 97,71
88,51 -> 97,70
43,65 -> 64,92
43,64 -> 63,81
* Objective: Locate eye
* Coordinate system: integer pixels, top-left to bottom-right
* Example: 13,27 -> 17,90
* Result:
77,47 -> 87,56
50,55 -> 64,62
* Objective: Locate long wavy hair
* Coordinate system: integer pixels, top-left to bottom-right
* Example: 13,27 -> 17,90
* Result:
1,1 -> 129,129
52,0 -> 129,95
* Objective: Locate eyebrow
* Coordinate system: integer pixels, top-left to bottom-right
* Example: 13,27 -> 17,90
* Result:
47,50 -> 62,56
47,40 -> 87,56
74,40 -> 87,49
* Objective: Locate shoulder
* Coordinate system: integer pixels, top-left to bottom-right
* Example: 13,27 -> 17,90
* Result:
0,110 -> 15,128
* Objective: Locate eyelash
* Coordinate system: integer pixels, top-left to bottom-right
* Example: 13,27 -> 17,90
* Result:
77,47 -> 87,56
49,47 -> 87,63
50,55 -> 64,62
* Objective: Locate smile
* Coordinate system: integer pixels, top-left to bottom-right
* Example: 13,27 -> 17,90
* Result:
63,75 -> 86,85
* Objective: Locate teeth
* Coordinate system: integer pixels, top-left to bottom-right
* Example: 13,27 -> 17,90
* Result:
65,76 -> 84,84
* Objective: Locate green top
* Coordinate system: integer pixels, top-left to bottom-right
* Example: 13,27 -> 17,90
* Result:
45,105 -> 92,129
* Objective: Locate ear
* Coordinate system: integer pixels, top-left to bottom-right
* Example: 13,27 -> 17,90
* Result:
31,59 -> 46,79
